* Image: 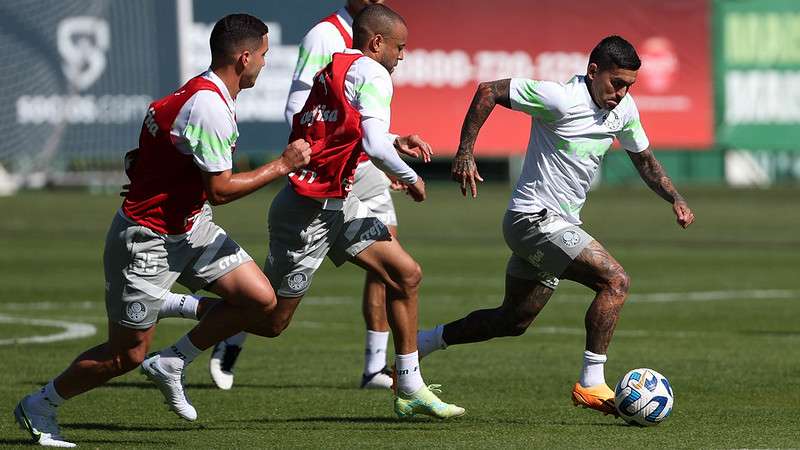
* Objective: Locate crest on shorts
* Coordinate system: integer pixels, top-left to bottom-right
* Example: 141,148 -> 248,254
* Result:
602,110 -> 622,131
562,230 -> 582,248
125,301 -> 147,323
287,272 -> 309,292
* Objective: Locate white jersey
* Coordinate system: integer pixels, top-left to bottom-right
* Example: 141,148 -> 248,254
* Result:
285,7 -> 352,125
508,75 -> 649,224
342,48 -> 415,183
343,49 -> 392,124
286,9 -> 413,182
171,70 -> 237,172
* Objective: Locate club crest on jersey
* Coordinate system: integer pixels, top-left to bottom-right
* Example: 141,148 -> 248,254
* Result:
602,110 -> 622,131
299,104 -> 339,126
125,301 -> 147,323
562,230 -> 582,248
287,272 -> 309,292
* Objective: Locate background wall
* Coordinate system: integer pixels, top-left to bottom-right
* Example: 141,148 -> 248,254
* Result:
0,0 -> 797,190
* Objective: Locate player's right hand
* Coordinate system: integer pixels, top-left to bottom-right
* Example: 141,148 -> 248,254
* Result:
281,139 -> 312,171
673,200 -> 695,229
406,176 -> 426,202
451,152 -> 483,198
387,175 -> 407,192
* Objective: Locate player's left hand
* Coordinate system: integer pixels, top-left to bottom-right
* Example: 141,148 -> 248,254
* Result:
394,135 -> 433,162
673,200 -> 695,228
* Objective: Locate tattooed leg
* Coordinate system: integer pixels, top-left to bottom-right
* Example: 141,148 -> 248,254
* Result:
561,240 -> 630,354
441,274 -> 554,345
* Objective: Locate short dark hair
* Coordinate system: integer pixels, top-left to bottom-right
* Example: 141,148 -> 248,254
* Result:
589,35 -> 641,71
210,14 -> 268,66
353,4 -> 405,49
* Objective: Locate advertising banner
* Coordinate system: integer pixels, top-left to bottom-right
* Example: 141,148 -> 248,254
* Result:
0,0 -> 715,182
715,0 -> 800,151
391,0 -> 713,155
1,0 -> 178,174
189,0 -> 712,156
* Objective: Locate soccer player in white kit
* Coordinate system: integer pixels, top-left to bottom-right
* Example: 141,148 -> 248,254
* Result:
207,0 -> 402,391
417,36 -> 696,417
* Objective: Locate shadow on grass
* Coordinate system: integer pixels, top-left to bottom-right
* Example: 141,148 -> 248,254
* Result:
75,439 -> 172,445
225,416 -> 492,429
0,436 -> 170,446
547,420 -> 630,428
286,416 -> 410,424
0,439 -> 33,445
62,422 -> 198,432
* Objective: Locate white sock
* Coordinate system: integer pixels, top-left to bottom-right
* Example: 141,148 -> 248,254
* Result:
224,331 -> 247,347
159,334 -> 203,374
395,351 -> 424,395
580,350 -> 607,387
364,330 -> 389,375
417,324 -> 446,359
27,380 -> 65,414
158,293 -> 201,320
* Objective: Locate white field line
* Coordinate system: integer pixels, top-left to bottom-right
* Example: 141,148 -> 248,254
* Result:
0,315 -> 96,345
1,289 -> 795,311
0,289 -> 796,344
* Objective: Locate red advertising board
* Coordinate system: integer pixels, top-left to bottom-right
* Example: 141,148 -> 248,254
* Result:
390,0 -> 713,155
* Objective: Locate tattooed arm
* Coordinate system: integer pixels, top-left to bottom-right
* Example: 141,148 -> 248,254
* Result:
452,79 -> 511,198
627,149 -> 695,228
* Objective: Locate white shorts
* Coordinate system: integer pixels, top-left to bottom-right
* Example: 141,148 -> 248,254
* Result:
264,185 -> 390,297
503,209 -> 593,289
104,205 -> 252,329
351,160 -> 397,227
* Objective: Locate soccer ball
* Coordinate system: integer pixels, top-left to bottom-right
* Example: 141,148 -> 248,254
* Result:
614,368 -> 674,426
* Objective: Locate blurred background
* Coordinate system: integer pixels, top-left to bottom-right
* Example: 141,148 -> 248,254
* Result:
0,0 -> 797,193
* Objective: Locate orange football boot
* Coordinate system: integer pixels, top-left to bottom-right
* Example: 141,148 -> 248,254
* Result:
571,382 -> 619,417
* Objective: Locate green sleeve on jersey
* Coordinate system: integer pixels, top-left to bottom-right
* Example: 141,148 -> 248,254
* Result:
559,200 -> 584,215
555,136 -> 611,159
621,118 -> 646,143
357,81 -> 392,111
514,80 -> 558,122
295,45 -> 333,77
184,123 -> 238,164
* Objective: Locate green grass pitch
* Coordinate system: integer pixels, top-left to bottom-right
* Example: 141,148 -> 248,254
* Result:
1,183 -> 798,448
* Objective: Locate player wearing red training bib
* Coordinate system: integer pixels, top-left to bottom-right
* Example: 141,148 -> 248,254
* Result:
207,1 -> 403,393
262,5 -> 465,419
288,52 -> 366,199
13,15 -> 311,447
122,76 -> 230,234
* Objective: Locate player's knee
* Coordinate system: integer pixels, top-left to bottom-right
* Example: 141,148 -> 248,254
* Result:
252,317 -> 288,338
242,290 -> 277,316
114,348 -> 146,373
605,270 -> 631,300
505,320 -> 531,337
505,309 -> 536,336
398,262 -> 422,292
